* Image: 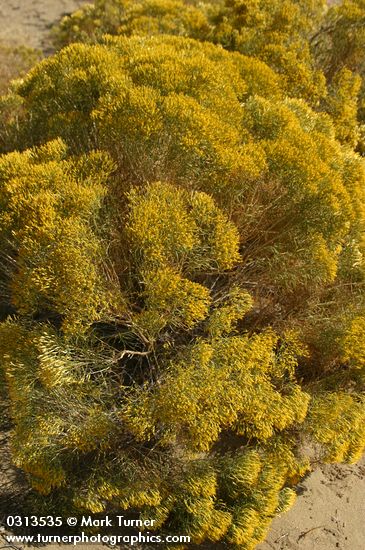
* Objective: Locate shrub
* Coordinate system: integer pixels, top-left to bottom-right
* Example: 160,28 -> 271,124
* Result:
1,2 -> 365,548
0,139 -> 118,334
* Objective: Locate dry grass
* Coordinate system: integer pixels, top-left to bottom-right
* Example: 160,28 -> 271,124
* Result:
0,42 -> 41,95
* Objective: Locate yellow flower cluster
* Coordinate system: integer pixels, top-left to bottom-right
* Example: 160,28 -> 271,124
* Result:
0,139 -> 118,334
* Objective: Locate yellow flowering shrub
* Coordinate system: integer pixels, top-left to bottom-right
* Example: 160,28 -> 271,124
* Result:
324,68 -> 362,148
0,139 -> 118,334
121,329 -> 310,451
5,35 -> 363,296
126,181 -> 240,271
53,0 -> 211,47
312,0 -> 365,153
0,2 -> 365,548
305,392 -> 365,464
125,181 -> 240,336
341,316 -> 365,368
208,287 -> 253,338
137,266 -> 211,334
53,0 -> 327,103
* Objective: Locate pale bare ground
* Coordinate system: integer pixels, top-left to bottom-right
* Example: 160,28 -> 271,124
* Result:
258,457 -> 365,550
0,0 -> 89,50
1,1 -> 365,549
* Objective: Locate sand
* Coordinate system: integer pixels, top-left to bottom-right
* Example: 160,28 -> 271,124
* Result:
0,0 -> 89,51
258,458 -> 365,550
0,1 -> 365,549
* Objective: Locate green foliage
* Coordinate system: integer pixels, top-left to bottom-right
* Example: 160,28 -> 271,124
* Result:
0,321 -> 118,493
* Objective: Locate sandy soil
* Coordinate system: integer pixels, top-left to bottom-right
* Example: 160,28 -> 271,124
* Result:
0,1 -> 365,549
0,0 -> 88,50
258,458 -> 365,550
